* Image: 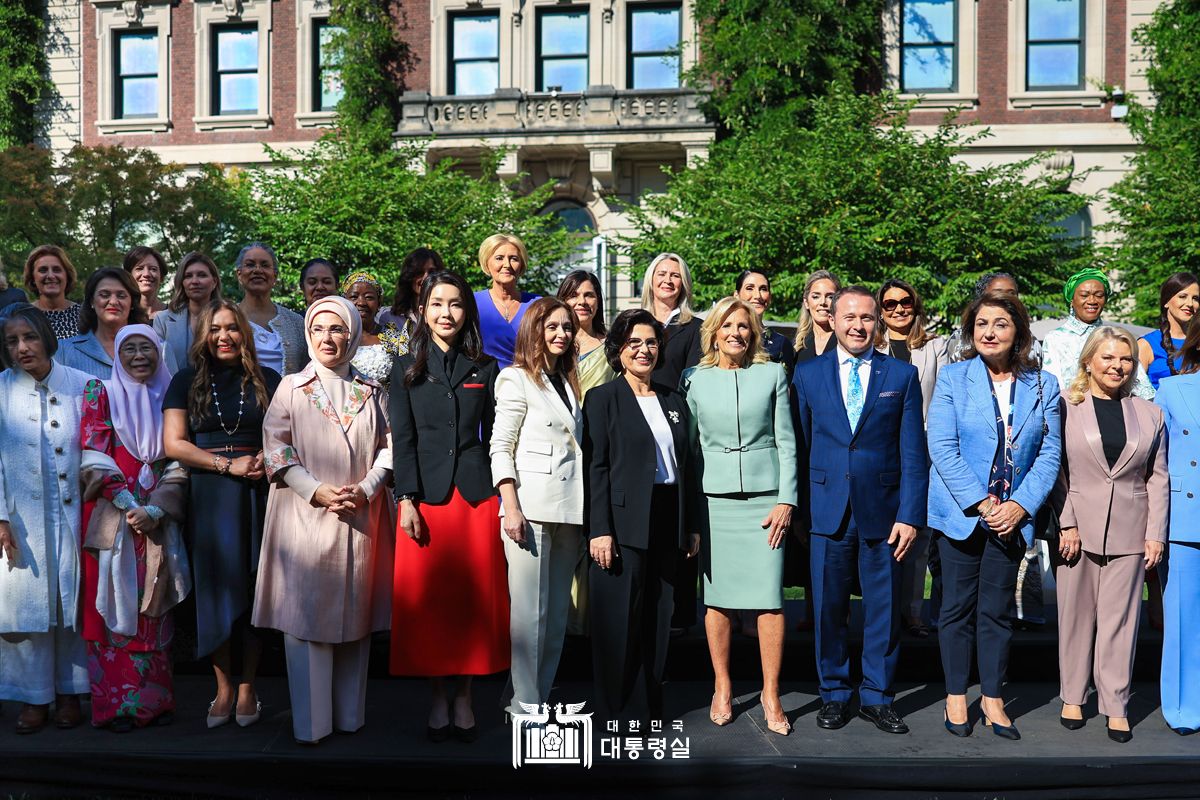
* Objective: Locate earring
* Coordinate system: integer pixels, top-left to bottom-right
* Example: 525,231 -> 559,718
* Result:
1085,367 -> 1092,374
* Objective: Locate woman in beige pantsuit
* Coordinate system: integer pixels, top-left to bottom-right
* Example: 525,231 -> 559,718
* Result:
253,295 -> 395,744
1052,326 -> 1168,744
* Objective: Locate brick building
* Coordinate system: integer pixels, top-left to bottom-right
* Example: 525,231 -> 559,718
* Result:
38,0 -> 1159,303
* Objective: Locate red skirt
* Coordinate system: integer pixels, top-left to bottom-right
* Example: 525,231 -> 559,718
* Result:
390,489 -> 510,676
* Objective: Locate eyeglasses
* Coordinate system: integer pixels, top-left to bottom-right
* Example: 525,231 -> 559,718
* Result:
118,342 -> 158,358
881,296 -> 914,312
625,338 -> 660,351
311,324 -> 349,338
239,260 -> 274,273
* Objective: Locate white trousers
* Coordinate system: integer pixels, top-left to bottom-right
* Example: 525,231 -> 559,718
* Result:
503,520 -> 583,711
282,634 -> 371,743
0,623 -> 88,704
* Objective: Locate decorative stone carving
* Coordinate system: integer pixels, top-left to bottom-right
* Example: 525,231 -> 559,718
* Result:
222,0 -> 242,19
121,0 -> 143,24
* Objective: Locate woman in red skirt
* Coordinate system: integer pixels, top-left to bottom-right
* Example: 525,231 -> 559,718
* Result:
389,270 -> 508,743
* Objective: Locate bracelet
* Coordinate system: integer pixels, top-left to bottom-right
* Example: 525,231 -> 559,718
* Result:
212,455 -> 231,475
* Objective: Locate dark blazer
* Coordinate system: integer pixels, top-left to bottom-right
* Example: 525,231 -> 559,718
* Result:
792,331 -> 832,366
792,348 -> 928,540
389,347 -> 499,505
583,377 -> 692,551
764,328 -> 798,382
653,316 -> 701,391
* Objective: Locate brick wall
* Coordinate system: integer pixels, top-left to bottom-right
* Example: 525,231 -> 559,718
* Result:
398,0 -> 431,92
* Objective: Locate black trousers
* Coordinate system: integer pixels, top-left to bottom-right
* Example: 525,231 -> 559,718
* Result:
937,527 -> 1024,697
590,485 -> 679,725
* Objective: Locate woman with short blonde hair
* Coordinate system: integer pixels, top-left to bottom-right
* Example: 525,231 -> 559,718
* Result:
23,245 -> 82,339
474,234 -> 539,368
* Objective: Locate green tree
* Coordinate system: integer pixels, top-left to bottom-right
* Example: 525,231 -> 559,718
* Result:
1104,0 -> 1200,325
0,144 -> 248,291
686,0 -> 885,134
237,134 -> 578,307
327,0 -> 415,151
625,89 -> 1091,326
0,0 -> 53,148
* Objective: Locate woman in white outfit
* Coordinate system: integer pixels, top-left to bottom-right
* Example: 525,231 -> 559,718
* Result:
490,297 -> 585,713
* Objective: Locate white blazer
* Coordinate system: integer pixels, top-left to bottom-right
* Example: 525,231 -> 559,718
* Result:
489,366 -> 584,525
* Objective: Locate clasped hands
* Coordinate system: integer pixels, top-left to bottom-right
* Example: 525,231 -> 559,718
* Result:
313,483 -> 368,521
977,497 -> 1026,538
227,452 -> 265,480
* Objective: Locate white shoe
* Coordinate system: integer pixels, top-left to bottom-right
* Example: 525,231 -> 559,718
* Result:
235,700 -> 262,728
206,700 -> 232,729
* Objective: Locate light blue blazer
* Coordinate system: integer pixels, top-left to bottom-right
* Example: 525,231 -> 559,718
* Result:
1155,373 -> 1200,542
926,356 -> 1062,547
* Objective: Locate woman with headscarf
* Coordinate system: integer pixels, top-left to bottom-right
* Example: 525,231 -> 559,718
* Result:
1043,268 -> 1155,400
254,296 -> 394,745
78,325 -> 190,731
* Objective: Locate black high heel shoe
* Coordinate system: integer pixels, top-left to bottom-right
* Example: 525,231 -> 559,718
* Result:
1060,715 -> 1085,731
943,707 -> 972,738
1107,723 -> 1132,744
982,715 -> 1021,740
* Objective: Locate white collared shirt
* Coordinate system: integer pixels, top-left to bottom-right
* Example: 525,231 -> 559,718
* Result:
836,344 -> 874,408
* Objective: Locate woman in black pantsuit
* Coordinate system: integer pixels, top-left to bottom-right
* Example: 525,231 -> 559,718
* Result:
584,309 -> 698,725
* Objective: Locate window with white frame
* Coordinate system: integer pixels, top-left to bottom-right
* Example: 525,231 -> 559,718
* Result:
537,9 -> 588,93
114,29 -> 159,119
449,12 -> 500,95
628,4 -> 681,90
1026,0 -> 1084,90
900,0 -> 956,92
313,19 -> 344,110
213,25 -> 260,115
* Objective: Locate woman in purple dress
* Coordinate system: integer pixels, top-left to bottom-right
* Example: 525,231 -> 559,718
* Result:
472,235 -> 539,368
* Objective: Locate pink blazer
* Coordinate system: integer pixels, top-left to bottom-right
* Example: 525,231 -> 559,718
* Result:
1053,395 -> 1169,556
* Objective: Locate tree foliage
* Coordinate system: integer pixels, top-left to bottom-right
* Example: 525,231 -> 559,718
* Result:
0,144 -> 248,289
1103,0 -> 1200,325
625,89 -> 1092,326
686,0 -> 885,134
236,134 -> 579,307
328,0 -> 414,152
0,0 -> 53,148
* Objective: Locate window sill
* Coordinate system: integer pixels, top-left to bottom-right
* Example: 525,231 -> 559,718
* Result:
897,93 -> 979,112
1010,91 -> 1106,109
295,110 -> 337,128
193,113 -> 273,131
96,117 -> 171,134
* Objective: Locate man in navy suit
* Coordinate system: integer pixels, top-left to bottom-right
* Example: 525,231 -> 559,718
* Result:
791,286 -> 928,734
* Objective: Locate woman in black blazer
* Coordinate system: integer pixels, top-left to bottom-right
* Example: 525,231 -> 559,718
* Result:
584,309 -> 698,726
388,271 -> 509,744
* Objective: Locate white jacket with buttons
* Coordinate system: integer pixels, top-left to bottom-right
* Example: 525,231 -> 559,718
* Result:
0,362 -> 90,633
489,366 -> 584,525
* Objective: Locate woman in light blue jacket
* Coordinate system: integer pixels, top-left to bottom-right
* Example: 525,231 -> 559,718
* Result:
927,291 -> 1061,740
1156,318 -> 1200,734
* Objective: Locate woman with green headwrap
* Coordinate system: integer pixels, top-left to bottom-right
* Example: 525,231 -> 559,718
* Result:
1042,267 -> 1155,400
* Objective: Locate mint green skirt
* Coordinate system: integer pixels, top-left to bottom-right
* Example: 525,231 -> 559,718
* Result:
700,492 -> 785,610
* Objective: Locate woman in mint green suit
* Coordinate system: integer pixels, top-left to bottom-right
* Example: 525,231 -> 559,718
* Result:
682,297 -> 798,736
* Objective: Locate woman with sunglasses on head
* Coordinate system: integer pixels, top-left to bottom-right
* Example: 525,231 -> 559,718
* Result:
233,243 -> 306,376
875,279 -> 948,639
389,271 -> 508,743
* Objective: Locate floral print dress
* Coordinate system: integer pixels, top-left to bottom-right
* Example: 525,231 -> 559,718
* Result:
80,380 -> 175,728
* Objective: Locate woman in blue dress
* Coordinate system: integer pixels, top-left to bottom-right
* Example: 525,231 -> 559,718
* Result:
1138,272 -> 1198,389
1156,316 -> 1200,734
473,235 -> 539,368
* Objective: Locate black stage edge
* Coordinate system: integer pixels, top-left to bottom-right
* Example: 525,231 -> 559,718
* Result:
3,676 -> 1199,800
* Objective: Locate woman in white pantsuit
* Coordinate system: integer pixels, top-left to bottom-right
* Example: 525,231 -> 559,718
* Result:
490,297 -> 586,714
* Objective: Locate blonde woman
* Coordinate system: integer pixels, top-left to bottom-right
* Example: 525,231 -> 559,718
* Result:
474,234 -> 540,368
682,297 -> 797,735
792,270 -> 841,363
1052,326 -> 1168,743
641,253 -> 701,391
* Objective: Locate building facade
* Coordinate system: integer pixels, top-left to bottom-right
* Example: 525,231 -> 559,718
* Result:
39,0 -> 1159,302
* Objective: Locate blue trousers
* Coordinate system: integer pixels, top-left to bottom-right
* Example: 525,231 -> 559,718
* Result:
1162,541 -> 1200,732
809,513 -> 901,706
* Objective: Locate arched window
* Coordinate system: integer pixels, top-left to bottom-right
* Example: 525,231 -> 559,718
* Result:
1052,204 -> 1092,241
542,199 -> 595,234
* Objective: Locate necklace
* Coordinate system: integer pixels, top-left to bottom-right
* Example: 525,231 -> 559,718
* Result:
211,378 -> 246,436
490,289 -> 518,322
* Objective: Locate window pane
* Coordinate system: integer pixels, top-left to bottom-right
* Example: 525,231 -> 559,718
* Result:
631,7 -> 680,53
542,59 -> 587,92
453,15 -> 498,59
632,54 -> 680,89
454,61 -> 499,95
317,23 -> 343,68
1027,42 -> 1080,87
902,0 -> 955,44
320,71 -> 344,109
1052,206 -> 1092,241
902,45 -> 955,90
121,77 -> 158,117
119,32 -> 157,76
217,28 -> 258,71
1028,0 -> 1080,40
219,73 -> 259,113
542,12 -> 587,56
